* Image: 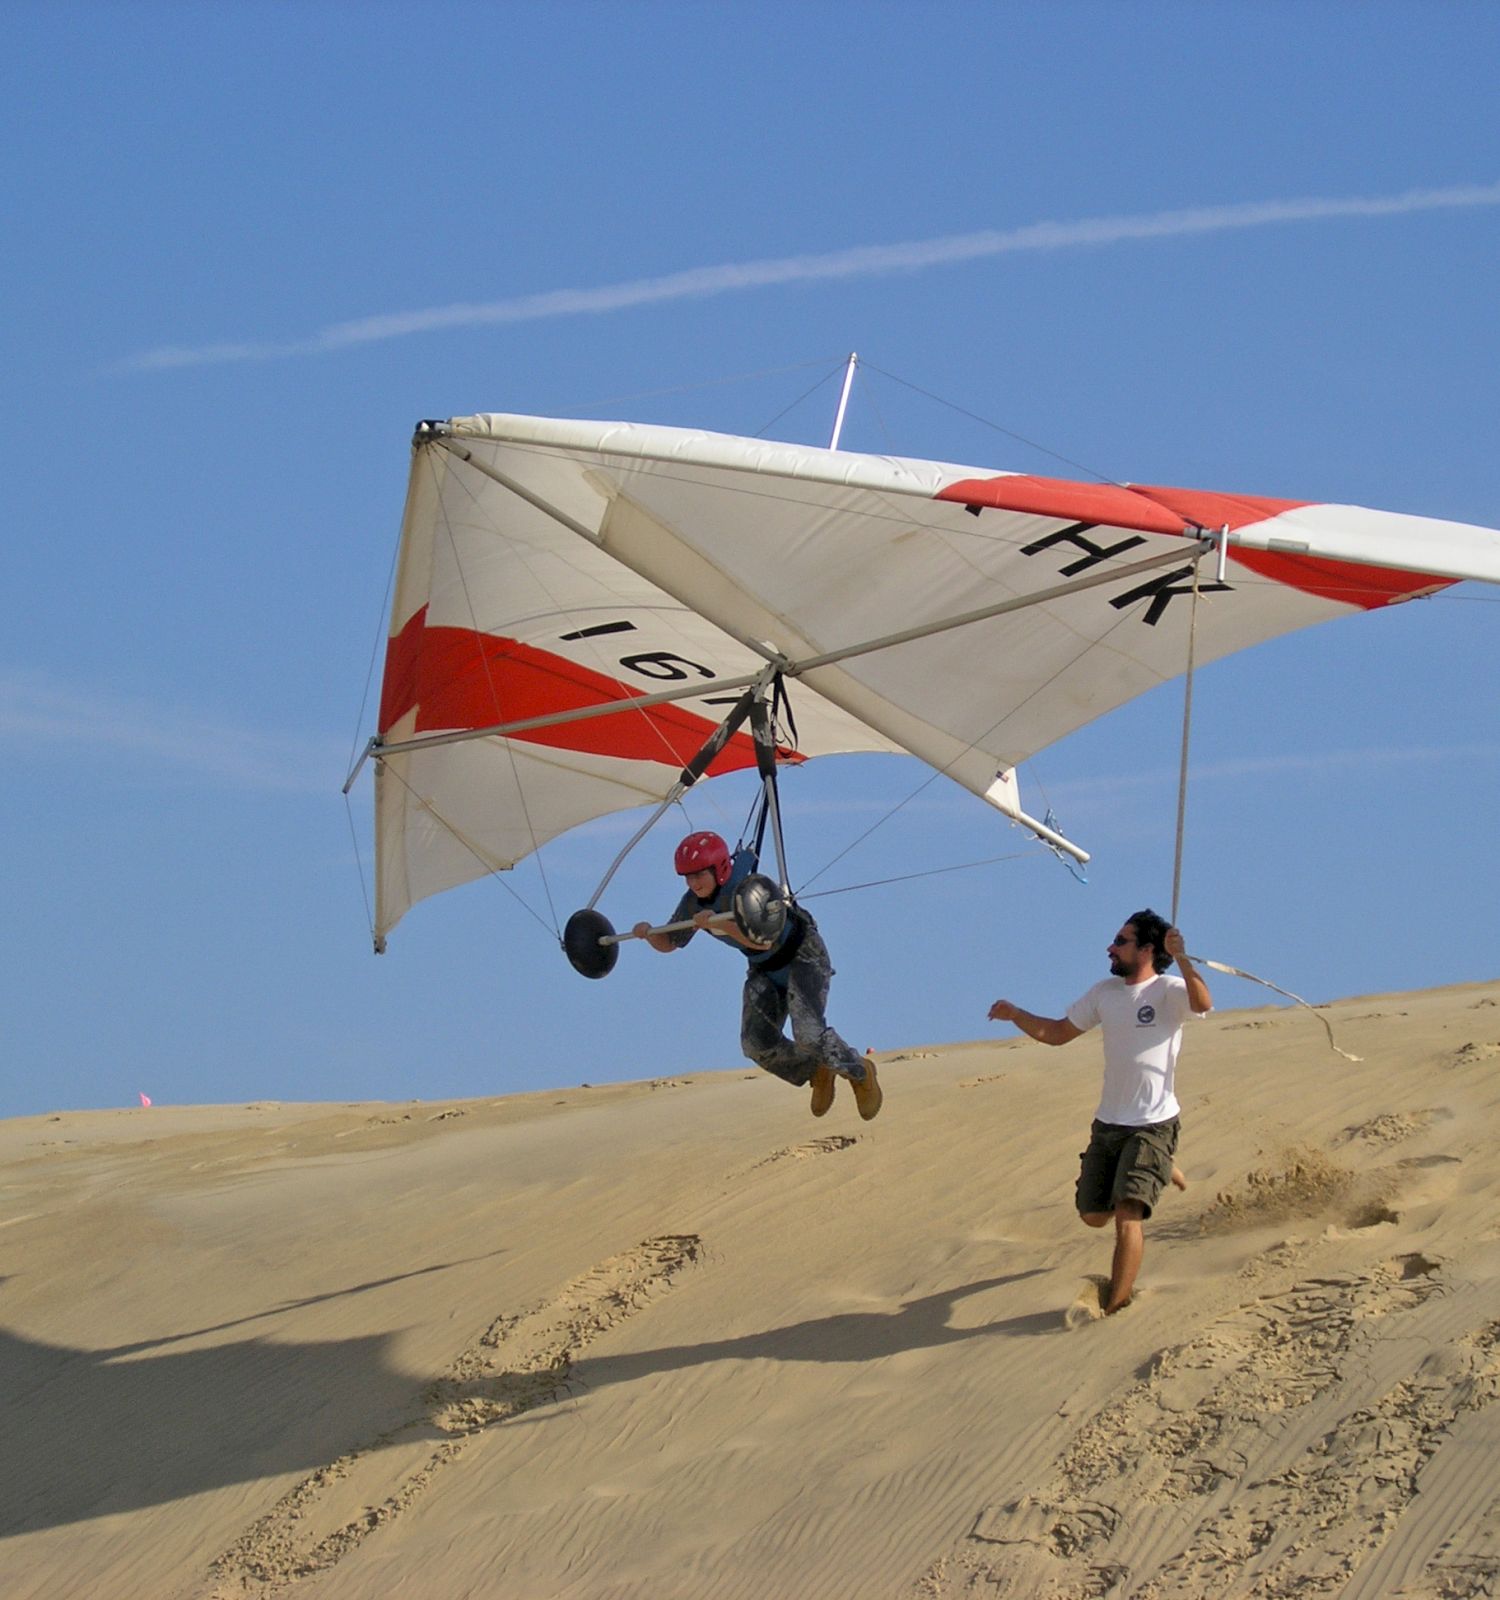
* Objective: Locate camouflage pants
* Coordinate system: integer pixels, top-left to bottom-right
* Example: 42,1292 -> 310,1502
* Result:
740,922 -> 867,1087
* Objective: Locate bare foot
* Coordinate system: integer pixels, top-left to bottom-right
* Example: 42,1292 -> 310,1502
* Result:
1171,1165 -> 1188,1192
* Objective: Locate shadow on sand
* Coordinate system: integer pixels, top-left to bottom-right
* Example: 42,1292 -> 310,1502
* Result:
2,1264 -> 1055,1540
0,1254 -> 500,1539
574,1267 -> 1056,1390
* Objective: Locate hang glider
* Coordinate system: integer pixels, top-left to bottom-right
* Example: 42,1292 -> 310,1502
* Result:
359,412 -> 1500,950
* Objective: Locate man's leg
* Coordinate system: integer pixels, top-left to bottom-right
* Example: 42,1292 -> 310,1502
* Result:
740,971 -> 808,1086
1076,1121 -> 1122,1229
785,929 -> 880,1119
1106,1200 -> 1146,1313
784,933 -> 865,1075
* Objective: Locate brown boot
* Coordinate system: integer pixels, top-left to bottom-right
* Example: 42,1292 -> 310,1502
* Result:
809,1062 -> 837,1117
850,1053 -> 883,1121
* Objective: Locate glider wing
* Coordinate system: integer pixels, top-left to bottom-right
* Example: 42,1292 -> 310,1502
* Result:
372,414 -> 1499,941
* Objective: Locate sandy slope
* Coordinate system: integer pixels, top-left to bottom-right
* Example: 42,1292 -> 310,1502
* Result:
2,981 -> 1499,1600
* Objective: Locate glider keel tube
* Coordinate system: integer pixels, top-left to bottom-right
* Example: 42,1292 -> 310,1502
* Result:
1008,807 -> 1090,865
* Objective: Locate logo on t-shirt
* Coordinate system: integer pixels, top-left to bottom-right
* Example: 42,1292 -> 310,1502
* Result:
1136,1003 -> 1156,1026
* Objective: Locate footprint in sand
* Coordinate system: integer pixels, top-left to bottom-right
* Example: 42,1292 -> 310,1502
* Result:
202,1234 -> 703,1597
1340,1109 -> 1437,1146
1063,1276 -> 1111,1330
923,1258 -> 1499,1600
750,1134 -> 859,1170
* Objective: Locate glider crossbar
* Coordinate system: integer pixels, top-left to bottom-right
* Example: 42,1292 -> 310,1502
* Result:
363,671 -> 768,766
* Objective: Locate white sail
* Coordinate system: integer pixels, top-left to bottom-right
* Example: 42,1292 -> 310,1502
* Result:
372,413 -> 1500,942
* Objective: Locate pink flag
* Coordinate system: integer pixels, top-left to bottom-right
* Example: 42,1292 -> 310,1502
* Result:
139,1092 -> 152,1108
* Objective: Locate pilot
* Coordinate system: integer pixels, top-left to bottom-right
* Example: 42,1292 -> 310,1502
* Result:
635,831 -> 881,1120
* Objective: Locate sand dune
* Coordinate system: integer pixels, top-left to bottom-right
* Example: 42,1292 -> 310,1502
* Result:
3,981 -> 1499,1599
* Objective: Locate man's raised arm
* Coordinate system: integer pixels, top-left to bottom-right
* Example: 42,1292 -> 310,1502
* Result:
1164,928 -> 1213,1014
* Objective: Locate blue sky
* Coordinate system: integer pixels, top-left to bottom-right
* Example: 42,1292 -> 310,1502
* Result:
5,1 -> 1498,1118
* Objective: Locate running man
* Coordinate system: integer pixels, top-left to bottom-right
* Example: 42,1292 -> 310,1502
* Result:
988,909 -> 1210,1314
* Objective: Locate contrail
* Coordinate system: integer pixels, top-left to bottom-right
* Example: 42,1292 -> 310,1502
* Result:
125,181 -> 1500,372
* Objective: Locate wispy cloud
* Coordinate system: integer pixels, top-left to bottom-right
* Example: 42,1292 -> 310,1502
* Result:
124,181 -> 1500,372
1046,741 -> 1500,805
1,671 -> 345,796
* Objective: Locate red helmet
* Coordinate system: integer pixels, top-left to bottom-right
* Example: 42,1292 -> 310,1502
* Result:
674,831 -> 732,885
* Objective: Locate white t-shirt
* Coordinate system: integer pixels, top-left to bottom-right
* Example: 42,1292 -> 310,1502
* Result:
1066,972 -> 1199,1125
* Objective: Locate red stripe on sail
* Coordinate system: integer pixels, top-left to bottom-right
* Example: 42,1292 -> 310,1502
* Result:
936,473 -> 1306,535
379,608 -> 770,770
1093,483 -> 1452,608
936,475 -> 1449,606
1224,547 -> 1455,609
938,475 -> 1189,534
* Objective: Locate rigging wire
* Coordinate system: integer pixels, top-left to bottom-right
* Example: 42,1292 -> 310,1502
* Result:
860,375 -> 901,458
857,359 -> 1131,487
343,792 -> 376,944
1189,955 -> 1362,1062
343,463 -> 408,947
346,499 -> 405,778
854,360 -> 1433,573
1170,547 -> 1205,925
751,357 -> 857,440
1159,533 -> 1362,1060
798,848 -> 1042,902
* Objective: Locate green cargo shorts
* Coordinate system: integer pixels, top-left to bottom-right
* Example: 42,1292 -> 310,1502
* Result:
1075,1116 -> 1180,1219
